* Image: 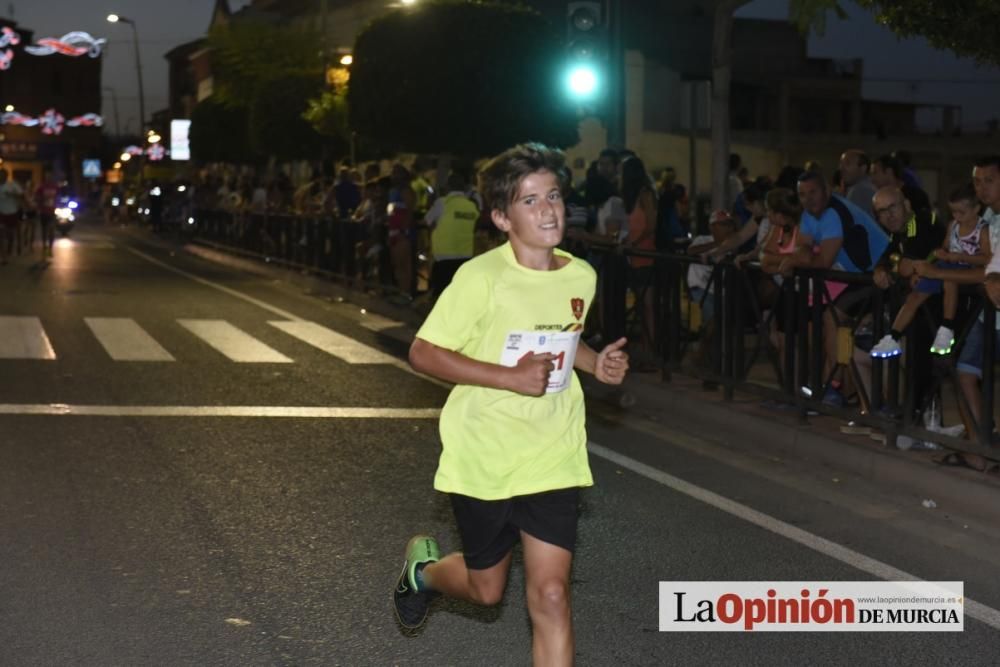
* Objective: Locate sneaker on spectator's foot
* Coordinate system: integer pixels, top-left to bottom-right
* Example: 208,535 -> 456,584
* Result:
822,386 -> 847,408
392,535 -> 440,631
930,326 -> 955,355
870,334 -> 902,358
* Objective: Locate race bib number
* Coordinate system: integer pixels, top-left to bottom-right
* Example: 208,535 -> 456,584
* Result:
499,330 -> 580,394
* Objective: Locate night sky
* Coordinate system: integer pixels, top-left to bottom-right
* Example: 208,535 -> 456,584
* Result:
9,0 -> 1000,136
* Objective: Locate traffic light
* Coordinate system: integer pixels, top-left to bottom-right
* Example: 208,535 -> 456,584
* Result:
565,1 -> 605,102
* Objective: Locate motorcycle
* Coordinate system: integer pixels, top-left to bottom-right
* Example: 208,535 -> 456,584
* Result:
54,196 -> 78,237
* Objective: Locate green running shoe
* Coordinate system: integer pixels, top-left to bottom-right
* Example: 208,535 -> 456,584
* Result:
392,534 -> 440,630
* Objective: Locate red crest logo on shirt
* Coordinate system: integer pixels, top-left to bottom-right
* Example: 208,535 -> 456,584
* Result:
571,297 -> 584,321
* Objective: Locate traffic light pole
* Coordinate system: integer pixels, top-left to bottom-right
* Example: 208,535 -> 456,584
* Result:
605,0 -> 625,149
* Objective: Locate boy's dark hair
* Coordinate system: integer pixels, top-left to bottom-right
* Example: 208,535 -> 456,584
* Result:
478,143 -> 566,214
974,155 -> 1000,171
766,187 -> 803,220
874,154 -> 903,180
729,153 -> 742,171
949,182 -> 978,205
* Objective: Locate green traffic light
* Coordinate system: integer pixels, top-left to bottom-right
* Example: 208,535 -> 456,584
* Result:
566,64 -> 599,99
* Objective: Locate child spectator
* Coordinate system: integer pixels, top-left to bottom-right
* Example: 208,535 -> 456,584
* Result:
871,183 -> 990,358
394,143 -> 629,665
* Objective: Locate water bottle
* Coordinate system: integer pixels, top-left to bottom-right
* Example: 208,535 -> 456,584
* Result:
923,396 -> 941,432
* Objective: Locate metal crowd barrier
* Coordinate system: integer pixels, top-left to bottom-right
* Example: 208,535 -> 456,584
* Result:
590,243 -> 997,459
193,209 -> 402,296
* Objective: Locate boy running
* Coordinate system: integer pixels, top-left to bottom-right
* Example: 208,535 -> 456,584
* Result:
394,143 -> 629,665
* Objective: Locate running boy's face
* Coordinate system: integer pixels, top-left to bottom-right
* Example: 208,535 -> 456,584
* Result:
949,199 -> 980,228
491,169 -> 565,251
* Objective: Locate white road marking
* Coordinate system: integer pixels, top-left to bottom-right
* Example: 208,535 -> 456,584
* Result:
587,441 -> 1000,632
0,316 -> 57,359
178,319 -> 292,363
358,312 -> 405,332
126,247 -> 303,321
0,404 -> 441,418
85,317 -> 175,361
269,320 -> 398,364
128,246 -> 450,386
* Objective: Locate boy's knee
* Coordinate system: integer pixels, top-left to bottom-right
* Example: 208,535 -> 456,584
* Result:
468,579 -> 505,606
529,579 -> 571,616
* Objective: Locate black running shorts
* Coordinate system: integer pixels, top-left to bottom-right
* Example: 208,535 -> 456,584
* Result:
449,487 -> 580,570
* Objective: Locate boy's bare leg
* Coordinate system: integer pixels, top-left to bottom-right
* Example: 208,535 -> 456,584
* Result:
522,532 -> 574,667
942,280 -> 957,320
422,550 -> 513,606
891,292 -> 928,333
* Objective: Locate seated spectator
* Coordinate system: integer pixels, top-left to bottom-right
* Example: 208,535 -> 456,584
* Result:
688,210 -> 740,326
872,184 -> 988,358
758,188 -> 804,376
708,182 -> 769,262
784,170 -> 890,406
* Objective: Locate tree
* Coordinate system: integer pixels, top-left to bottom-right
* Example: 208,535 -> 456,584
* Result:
798,1 -> 1000,67
207,21 -> 323,109
348,0 -> 580,158
189,98 -> 253,163
248,74 -> 326,161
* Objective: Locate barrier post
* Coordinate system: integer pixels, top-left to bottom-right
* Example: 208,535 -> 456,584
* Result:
980,300 -> 996,448
723,264 -> 735,400
870,285 -> 885,412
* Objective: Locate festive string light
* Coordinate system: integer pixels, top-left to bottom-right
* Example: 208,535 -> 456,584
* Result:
25,31 -> 106,58
0,109 -> 103,136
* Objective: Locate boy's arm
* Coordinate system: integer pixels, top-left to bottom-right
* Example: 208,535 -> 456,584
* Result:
409,337 -> 555,397
574,337 -> 628,385
964,231 -> 992,266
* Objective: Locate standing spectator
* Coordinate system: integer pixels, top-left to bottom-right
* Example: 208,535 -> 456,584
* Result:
622,156 -> 658,367
331,167 -> 361,219
34,170 -> 60,260
387,164 -> 417,299
839,149 -> 877,217
728,153 -> 744,208
871,154 -> 931,215
424,172 -> 479,299
654,167 -> 686,249
0,170 -> 25,265
893,150 -> 923,190
249,177 -> 268,213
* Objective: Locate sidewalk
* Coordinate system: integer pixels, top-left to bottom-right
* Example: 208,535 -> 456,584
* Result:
139,229 -> 1000,524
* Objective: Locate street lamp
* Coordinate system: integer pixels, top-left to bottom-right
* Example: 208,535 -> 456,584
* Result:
107,13 -> 145,134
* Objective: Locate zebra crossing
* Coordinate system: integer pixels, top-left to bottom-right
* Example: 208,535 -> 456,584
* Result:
0,315 -> 406,366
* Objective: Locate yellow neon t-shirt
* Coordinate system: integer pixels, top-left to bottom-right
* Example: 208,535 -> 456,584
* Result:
415,242 -> 597,500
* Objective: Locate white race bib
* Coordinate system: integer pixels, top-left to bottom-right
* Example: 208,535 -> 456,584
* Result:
499,330 -> 580,394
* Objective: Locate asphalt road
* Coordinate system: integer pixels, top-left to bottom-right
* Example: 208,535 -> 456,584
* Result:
1,218 -> 997,666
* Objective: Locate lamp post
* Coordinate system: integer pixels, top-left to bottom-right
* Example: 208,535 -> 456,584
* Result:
106,14 -> 145,134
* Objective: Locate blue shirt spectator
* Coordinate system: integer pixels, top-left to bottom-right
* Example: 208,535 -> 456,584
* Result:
800,193 -> 889,273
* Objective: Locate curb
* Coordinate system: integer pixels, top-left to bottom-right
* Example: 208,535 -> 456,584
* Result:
610,372 -> 1000,525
